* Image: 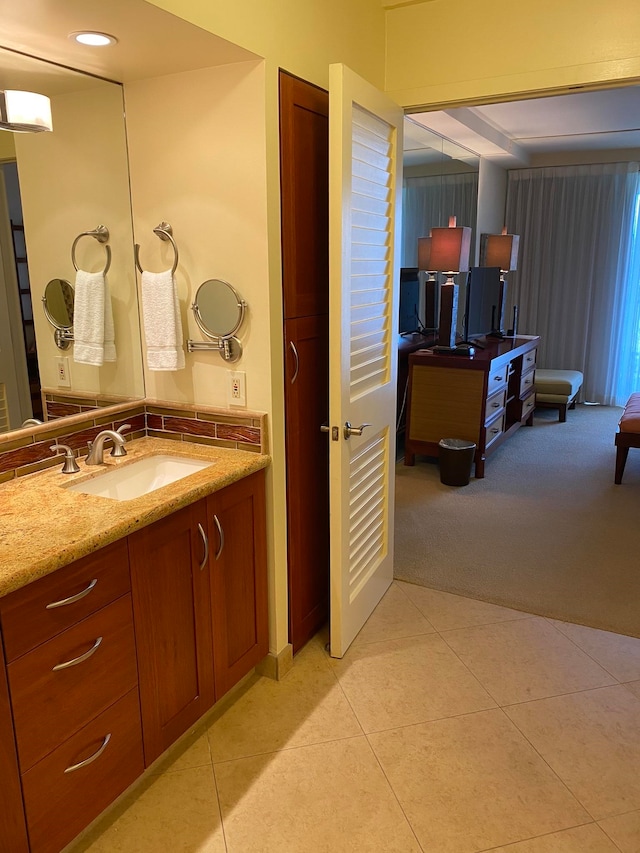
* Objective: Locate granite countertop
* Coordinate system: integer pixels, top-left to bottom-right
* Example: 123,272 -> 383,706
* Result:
0,437 -> 270,598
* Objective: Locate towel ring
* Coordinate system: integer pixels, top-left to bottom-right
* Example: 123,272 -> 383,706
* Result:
134,222 -> 179,275
71,225 -> 111,275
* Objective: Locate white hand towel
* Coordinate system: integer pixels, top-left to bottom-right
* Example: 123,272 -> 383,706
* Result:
141,269 -> 185,371
73,270 -> 117,366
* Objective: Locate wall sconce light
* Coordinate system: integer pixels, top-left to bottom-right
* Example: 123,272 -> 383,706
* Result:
425,216 -> 471,348
480,227 -> 520,334
0,90 -> 53,133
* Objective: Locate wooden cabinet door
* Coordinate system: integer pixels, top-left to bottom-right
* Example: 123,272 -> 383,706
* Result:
129,500 -> 214,765
279,71 -> 329,320
207,471 -> 268,698
284,315 -> 329,652
0,634 -> 29,853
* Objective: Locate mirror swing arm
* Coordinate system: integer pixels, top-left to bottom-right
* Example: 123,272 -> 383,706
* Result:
42,225 -> 111,350
187,278 -> 247,363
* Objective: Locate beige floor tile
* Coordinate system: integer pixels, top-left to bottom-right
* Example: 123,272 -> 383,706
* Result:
442,618 -> 615,705
505,686 -> 640,820
329,632 -> 495,733
215,736 -> 421,853
75,765 -> 225,853
397,581 -> 530,631
147,726 -> 212,776
623,680 -> 640,699
487,823 -> 620,851
207,639 -> 362,762
550,619 -> 640,682
598,809 -> 640,853
369,709 -> 589,853
352,581 -> 436,645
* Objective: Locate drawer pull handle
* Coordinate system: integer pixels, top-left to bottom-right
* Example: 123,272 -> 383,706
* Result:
289,341 -> 299,384
490,427 -> 500,434
46,578 -> 98,610
198,523 -> 209,570
492,402 -> 500,408
52,636 -> 103,671
64,733 -> 111,774
213,514 -> 224,560
494,375 -> 503,382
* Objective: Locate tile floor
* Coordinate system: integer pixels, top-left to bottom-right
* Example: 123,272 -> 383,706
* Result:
68,581 -> 640,853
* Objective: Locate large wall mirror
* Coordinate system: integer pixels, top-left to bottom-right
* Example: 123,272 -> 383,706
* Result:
0,45 -> 144,435
402,117 -> 480,268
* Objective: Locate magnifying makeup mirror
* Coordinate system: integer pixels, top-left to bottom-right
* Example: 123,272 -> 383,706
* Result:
42,278 -> 74,349
188,278 -> 246,362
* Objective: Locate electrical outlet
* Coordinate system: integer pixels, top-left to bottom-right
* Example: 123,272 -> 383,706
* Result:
227,370 -> 246,407
56,356 -> 71,388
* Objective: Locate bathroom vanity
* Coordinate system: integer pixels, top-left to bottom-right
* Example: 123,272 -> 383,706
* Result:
0,439 -> 269,853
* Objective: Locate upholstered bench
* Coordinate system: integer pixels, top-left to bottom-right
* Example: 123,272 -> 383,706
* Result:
615,393 -> 640,483
534,368 -> 583,422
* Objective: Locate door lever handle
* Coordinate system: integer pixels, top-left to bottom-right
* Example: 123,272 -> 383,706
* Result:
343,422 -> 371,439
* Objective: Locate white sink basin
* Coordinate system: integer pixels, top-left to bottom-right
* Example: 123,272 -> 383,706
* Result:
66,455 -> 215,501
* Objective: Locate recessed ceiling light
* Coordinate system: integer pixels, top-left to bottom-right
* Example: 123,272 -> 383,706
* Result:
70,32 -> 118,47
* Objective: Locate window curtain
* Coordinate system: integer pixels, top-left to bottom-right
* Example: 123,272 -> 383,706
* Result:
505,162 -> 640,405
402,172 -> 478,267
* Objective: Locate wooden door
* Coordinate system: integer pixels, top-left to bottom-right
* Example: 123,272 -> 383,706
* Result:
207,471 -> 268,698
279,70 -> 330,652
129,500 -> 214,765
328,64 -> 403,657
284,315 -> 329,650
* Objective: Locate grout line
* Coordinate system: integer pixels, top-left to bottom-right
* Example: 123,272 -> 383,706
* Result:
211,763 -> 230,853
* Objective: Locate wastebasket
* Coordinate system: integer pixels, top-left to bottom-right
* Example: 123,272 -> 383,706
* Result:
438,438 -> 476,486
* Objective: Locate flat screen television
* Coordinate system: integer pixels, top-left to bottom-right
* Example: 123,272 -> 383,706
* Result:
398,267 -> 421,334
464,266 -> 503,341
398,267 -> 439,335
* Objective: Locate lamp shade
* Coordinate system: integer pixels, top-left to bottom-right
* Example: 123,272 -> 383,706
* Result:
480,229 -> 519,272
0,90 -> 53,133
417,236 -> 432,271
429,218 -> 471,273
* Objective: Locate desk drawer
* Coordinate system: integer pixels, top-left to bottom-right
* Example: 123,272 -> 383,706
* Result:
485,389 -> 506,424
9,595 -> 138,772
487,366 -> 508,398
485,413 -> 505,450
21,688 -> 143,853
522,393 -> 536,421
1,539 -> 131,662
520,368 -> 535,396
523,349 -> 537,373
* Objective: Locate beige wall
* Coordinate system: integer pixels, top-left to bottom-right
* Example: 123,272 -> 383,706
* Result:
0,132 -> 15,161
147,0 -> 386,91
386,0 -> 640,109
16,85 -> 144,400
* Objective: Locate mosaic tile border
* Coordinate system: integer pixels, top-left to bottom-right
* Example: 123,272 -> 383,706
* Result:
0,400 -> 267,481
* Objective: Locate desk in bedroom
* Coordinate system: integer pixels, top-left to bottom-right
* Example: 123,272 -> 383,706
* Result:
404,335 -> 539,478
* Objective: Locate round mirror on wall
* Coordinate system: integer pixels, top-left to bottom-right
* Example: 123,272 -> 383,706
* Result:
193,278 -> 245,338
42,278 -> 74,349
189,278 -> 246,362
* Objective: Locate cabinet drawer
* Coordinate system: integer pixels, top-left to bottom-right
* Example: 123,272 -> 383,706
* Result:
484,389 -> 506,424
487,366 -> 508,398
0,538 -> 131,663
485,413 -> 505,449
522,349 -> 537,373
9,595 -> 138,772
522,393 -> 536,421
520,368 -> 535,396
21,688 -> 144,853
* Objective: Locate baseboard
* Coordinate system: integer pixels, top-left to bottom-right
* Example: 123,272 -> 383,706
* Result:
256,644 -> 294,681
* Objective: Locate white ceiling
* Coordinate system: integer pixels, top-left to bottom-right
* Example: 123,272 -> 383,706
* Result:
408,86 -> 640,167
0,0 -> 256,86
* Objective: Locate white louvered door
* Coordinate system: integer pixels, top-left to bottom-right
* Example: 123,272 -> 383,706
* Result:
328,65 -> 403,657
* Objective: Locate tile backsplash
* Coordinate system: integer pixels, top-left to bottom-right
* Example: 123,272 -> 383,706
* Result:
0,399 -> 267,482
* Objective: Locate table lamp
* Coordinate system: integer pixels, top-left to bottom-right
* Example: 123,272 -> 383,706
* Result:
426,216 -> 471,348
480,227 -> 520,335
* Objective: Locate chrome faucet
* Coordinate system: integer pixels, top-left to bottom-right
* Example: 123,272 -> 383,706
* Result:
85,429 -> 128,466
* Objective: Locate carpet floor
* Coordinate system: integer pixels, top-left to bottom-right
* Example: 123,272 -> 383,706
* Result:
394,404 -> 640,638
